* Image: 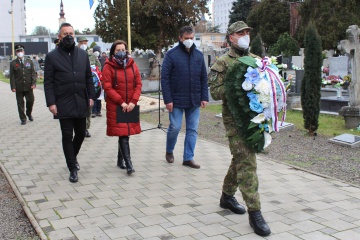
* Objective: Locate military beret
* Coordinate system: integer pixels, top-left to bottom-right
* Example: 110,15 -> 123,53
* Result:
77,36 -> 88,42
15,44 -> 25,51
227,21 -> 252,36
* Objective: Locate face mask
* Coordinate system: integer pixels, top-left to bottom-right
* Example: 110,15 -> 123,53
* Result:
183,39 -> 194,49
114,51 -> 127,60
94,51 -> 100,57
17,52 -> 24,58
237,35 -> 250,49
62,35 -> 75,48
80,44 -> 87,51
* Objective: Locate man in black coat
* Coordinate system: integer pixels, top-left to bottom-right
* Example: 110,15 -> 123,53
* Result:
44,22 -> 96,183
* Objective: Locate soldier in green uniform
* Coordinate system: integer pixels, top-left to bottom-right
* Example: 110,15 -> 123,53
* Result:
208,21 -> 271,236
77,37 -> 101,137
10,44 -> 36,125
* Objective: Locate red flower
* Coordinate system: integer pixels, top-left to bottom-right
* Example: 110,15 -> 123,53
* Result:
15,64 -> 19,67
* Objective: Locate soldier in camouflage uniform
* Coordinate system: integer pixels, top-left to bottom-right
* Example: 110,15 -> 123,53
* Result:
77,37 -> 101,137
10,44 -> 37,125
208,21 -> 271,237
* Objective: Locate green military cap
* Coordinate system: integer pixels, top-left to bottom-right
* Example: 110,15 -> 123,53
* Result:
227,21 -> 252,36
77,36 -> 88,42
14,44 -> 25,51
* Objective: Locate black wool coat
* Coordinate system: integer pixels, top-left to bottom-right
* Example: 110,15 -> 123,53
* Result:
44,43 -> 95,119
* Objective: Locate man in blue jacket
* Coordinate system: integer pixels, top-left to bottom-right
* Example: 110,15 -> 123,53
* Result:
161,25 -> 209,169
44,23 -> 95,183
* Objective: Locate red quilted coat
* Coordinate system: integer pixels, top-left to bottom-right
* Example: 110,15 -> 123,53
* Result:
102,58 -> 142,136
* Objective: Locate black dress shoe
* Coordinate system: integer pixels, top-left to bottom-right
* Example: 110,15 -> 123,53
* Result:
220,192 -> 246,214
69,170 -> 78,183
165,152 -> 174,163
117,159 -> 126,169
182,160 -> 200,169
28,115 -> 34,121
75,162 -> 80,171
21,120 -> 26,125
85,130 -> 91,138
249,210 -> 271,236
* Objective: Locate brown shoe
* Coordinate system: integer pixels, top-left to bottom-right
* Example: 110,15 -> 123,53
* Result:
183,160 -> 200,169
165,152 -> 174,163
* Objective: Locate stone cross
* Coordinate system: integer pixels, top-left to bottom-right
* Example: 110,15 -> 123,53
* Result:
338,25 -> 360,106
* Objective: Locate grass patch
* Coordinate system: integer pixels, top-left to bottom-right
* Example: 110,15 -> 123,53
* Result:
286,160 -> 313,168
0,73 -> 44,85
202,104 -> 222,114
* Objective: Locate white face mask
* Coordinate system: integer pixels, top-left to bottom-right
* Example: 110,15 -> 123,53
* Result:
94,51 -> 100,57
183,39 -> 194,49
17,52 -> 24,58
80,44 -> 87,51
237,35 -> 250,49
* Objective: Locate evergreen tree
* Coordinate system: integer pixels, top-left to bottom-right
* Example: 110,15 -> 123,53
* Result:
301,23 -> 322,136
228,0 -> 254,26
250,33 -> 263,57
94,0 -> 210,53
268,33 -> 299,57
247,0 -> 289,50
296,0 -> 360,49
32,26 -> 49,35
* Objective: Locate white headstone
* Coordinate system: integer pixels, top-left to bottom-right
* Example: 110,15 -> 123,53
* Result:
329,56 -> 349,77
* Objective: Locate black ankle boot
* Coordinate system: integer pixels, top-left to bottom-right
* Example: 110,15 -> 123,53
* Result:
220,192 -> 246,214
119,137 -> 135,175
248,210 -> 271,236
117,143 -> 126,169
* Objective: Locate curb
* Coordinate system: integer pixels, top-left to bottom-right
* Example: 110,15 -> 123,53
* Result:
0,162 -> 48,240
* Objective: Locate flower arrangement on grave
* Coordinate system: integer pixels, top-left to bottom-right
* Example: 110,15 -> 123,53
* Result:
224,56 -> 287,152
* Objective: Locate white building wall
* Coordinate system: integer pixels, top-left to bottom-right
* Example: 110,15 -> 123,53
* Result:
213,0 -> 236,33
0,0 -> 26,42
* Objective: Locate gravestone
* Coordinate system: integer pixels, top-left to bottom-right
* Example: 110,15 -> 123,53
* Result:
328,133 -> 360,148
337,25 -> 360,128
329,56 -> 348,77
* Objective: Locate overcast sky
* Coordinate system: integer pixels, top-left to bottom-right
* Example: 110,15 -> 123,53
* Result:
26,0 -> 212,35
26,0 -> 98,34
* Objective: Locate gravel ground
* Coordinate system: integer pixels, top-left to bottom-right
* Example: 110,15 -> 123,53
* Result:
0,167 -> 39,240
141,104 -> 360,186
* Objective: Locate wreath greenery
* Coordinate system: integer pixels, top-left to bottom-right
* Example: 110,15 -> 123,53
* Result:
224,57 -> 265,153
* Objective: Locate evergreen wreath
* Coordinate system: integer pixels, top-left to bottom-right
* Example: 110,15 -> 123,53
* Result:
224,57 -> 265,153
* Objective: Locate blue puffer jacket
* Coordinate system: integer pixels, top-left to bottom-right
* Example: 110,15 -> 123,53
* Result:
161,41 -> 208,108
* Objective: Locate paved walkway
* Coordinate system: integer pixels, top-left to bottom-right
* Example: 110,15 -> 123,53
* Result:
1,81 -> 360,240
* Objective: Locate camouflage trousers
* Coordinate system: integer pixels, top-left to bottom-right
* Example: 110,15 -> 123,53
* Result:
86,106 -> 92,130
222,134 -> 261,211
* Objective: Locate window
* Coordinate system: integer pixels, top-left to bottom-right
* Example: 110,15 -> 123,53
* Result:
211,36 -> 215,40
26,39 -> 31,42
39,38 -> 44,42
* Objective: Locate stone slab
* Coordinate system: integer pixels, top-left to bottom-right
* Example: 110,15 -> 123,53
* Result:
328,133 -> 360,148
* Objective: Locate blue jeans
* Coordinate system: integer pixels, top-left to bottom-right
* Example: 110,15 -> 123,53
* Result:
166,106 -> 200,161
92,100 -> 102,114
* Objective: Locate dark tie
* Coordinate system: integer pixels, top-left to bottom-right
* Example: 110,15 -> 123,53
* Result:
20,59 -> 23,68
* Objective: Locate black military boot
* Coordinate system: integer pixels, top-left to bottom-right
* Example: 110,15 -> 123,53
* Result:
220,192 -> 246,214
119,137 -> 135,175
117,142 -> 126,169
248,210 -> 271,236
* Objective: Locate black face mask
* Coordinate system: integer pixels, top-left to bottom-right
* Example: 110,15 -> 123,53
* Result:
62,35 -> 75,48
114,51 -> 127,60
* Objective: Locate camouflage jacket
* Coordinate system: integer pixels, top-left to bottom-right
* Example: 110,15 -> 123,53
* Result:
10,58 -> 36,91
208,47 -> 258,137
88,53 -> 102,70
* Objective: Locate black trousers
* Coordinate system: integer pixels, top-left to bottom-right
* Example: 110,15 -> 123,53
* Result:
59,118 -> 86,171
15,90 -> 34,121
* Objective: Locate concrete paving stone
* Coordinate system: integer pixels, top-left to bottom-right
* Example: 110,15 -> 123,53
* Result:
320,227 -> 339,235
332,229 -> 360,240
291,220 -> 326,233
138,214 -> 168,226
85,206 -> 114,218
198,223 -> 232,237
266,232 -> 302,240
90,197 -> 117,208
331,199 -> 360,210
284,211 -> 317,222
134,225 -> 168,238
37,199 -> 63,210
62,198 -> 93,209
112,206 -> 140,217
38,219 -> 51,228
47,228 -> 75,240
322,218 -> 357,231
165,224 -> 199,238
194,204 -> 224,215
115,197 -> 142,207
23,193 -> 46,202
196,212 -> 227,225
167,214 -> 198,225
73,226 -> 108,240
92,190 -> 119,199
167,205 -> 197,215
139,205 -> 168,216
300,231 -> 338,240
108,215 -> 139,227
57,207 -> 86,218
79,216 -> 110,228
50,216 -> 80,230
139,196 -> 168,207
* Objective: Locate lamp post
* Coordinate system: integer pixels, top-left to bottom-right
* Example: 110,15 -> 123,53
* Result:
8,0 -> 15,59
127,0 -> 131,53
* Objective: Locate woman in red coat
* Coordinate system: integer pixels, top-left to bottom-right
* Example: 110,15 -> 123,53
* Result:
102,40 -> 142,175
